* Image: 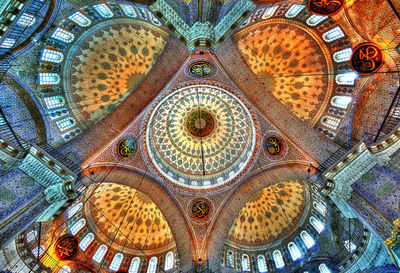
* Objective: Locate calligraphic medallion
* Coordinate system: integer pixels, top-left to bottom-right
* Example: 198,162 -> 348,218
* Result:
308,0 -> 345,16
54,234 -> 79,260
117,137 -> 137,158
185,109 -> 215,138
264,135 -> 285,157
191,199 -> 211,221
188,61 -> 214,78
350,43 -> 384,75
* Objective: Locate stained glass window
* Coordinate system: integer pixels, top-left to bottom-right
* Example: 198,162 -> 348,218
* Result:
147,257 -> 157,273
68,202 -> 82,218
313,201 -> 327,216
285,5 -> 305,18
321,116 -> 341,130
310,216 -> 324,233
257,255 -> 268,273
129,257 -> 141,273
38,73 -> 60,85
300,230 -> 315,249
44,96 -> 65,109
69,11 -> 91,27
306,15 -> 327,26
273,250 -> 285,269
335,73 -> 357,85
288,242 -> 302,261
262,6 -> 279,19
322,27 -> 345,42
93,3 -> 114,18
119,4 -> 137,17
51,28 -> 74,43
165,251 -> 174,270
17,13 -> 36,27
226,250 -> 234,267
41,49 -> 64,63
70,218 -> 85,235
93,245 -> 108,263
110,253 -> 124,271
80,233 -> 94,251
331,96 -> 352,109
344,240 -> 357,252
56,117 -> 76,131
242,254 -> 250,271
319,263 -> 331,273
333,48 -> 352,63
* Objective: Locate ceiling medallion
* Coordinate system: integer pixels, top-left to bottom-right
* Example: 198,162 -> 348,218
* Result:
350,43 -> 384,75
54,234 -> 79,260
115,136 -> 137,159
263,132 -> 286,160
143,83 -> 259,192
308,0 -> 345,16
187,60 -> 215,78
190,199 -> 212,221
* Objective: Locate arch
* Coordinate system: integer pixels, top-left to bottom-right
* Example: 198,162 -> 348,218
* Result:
68,11 -> 91,27
165,251 -> 174,270
147,257 -> 157,273
273,250 -> 285,268
93,3 -> 114,18
70,218 -> 86,235
306,15 -> 327,26
80,233 -> 94,251
331,96 -> 352,109
322,27 -> 344,42
38,73 -> 60,85
26,230 -> 37,243
285,5 -> 305,18
226,250 -> 234,267
129,257 -> 141,273
313,201 -> 327,216
93,244 -> 108,263
80,166 -> 194,270
288,242 -> 302,261
68,202 -> 82,218
257,254 -> 268,273
110,253 -> 124,271
17,13 -> 36,27
41,49 -> 64,63
319,263 -> 331,273
58,265 -> 71,273
333,48 -> 352,63
51,27 -> 74,43
206,163 -> 314,270
300,230 -> 315,249
241,254 -> 250,271
310,216 -> 324,233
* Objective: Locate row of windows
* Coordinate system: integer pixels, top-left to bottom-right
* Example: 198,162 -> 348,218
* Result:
226,230 -> 316,271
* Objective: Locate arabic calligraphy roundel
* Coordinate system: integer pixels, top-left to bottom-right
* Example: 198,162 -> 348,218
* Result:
308,0 -> 345,16
54,234 -> 79,260
350,43 -> 384,75
190,198 -> 212,221
263,132 -> 287,160
187,60 -> 215,78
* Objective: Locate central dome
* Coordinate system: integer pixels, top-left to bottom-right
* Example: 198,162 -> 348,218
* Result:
143,84 -> 258,192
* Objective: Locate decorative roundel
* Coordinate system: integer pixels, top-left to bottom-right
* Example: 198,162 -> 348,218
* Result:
308,0 -> 345,16
116,136 -> 137,159
190,199 -> 212,221
143,84 -> 259,192
350,43 -> 384,75
188,61 -> 215,78
54,234 -> 79,260
263,132 -> 286,160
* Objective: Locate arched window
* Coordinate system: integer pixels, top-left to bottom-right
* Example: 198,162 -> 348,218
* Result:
165,251 -> 174,270
93,3 -> 114,18
119,4 -> 137,17
41,49 -> 64,63
273,250 -> 284,269
321,116 -> 341,130
70,218 -> 86,235
241,254 -> 250,271
335,73 -> 357,85
80,233 -> 94,251
331,96 -> 352,109
110,253 -> 124,271
51,28 -> 74,43
17,13 -> 36,26
59,265 -> 71,273
319,263 -> 331,273
68,11 -> 91,27
226,250 -> 234,267
56,117 -> 77,131
300,231 -> 315,249
285,5 -> 305,18
32,245 -> 45,258
26,230 -> 37,243
257,255 -> 268,273
129,257 -> 141,273
68,202 -> 83,218
313,201 -> 327,216
38,73 -> 60,85
147,257 -> 157,273
0,38 -> 16,48
93,245 -> 108,263
333,48 -> 352,63
310,216 -> 324,233
344,240 -> 357,252
322,27 -> 344,42
306,15 -> 327,26
288,242 -> 302,261
44,96 -> 65,109
262,6 -> 279,19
